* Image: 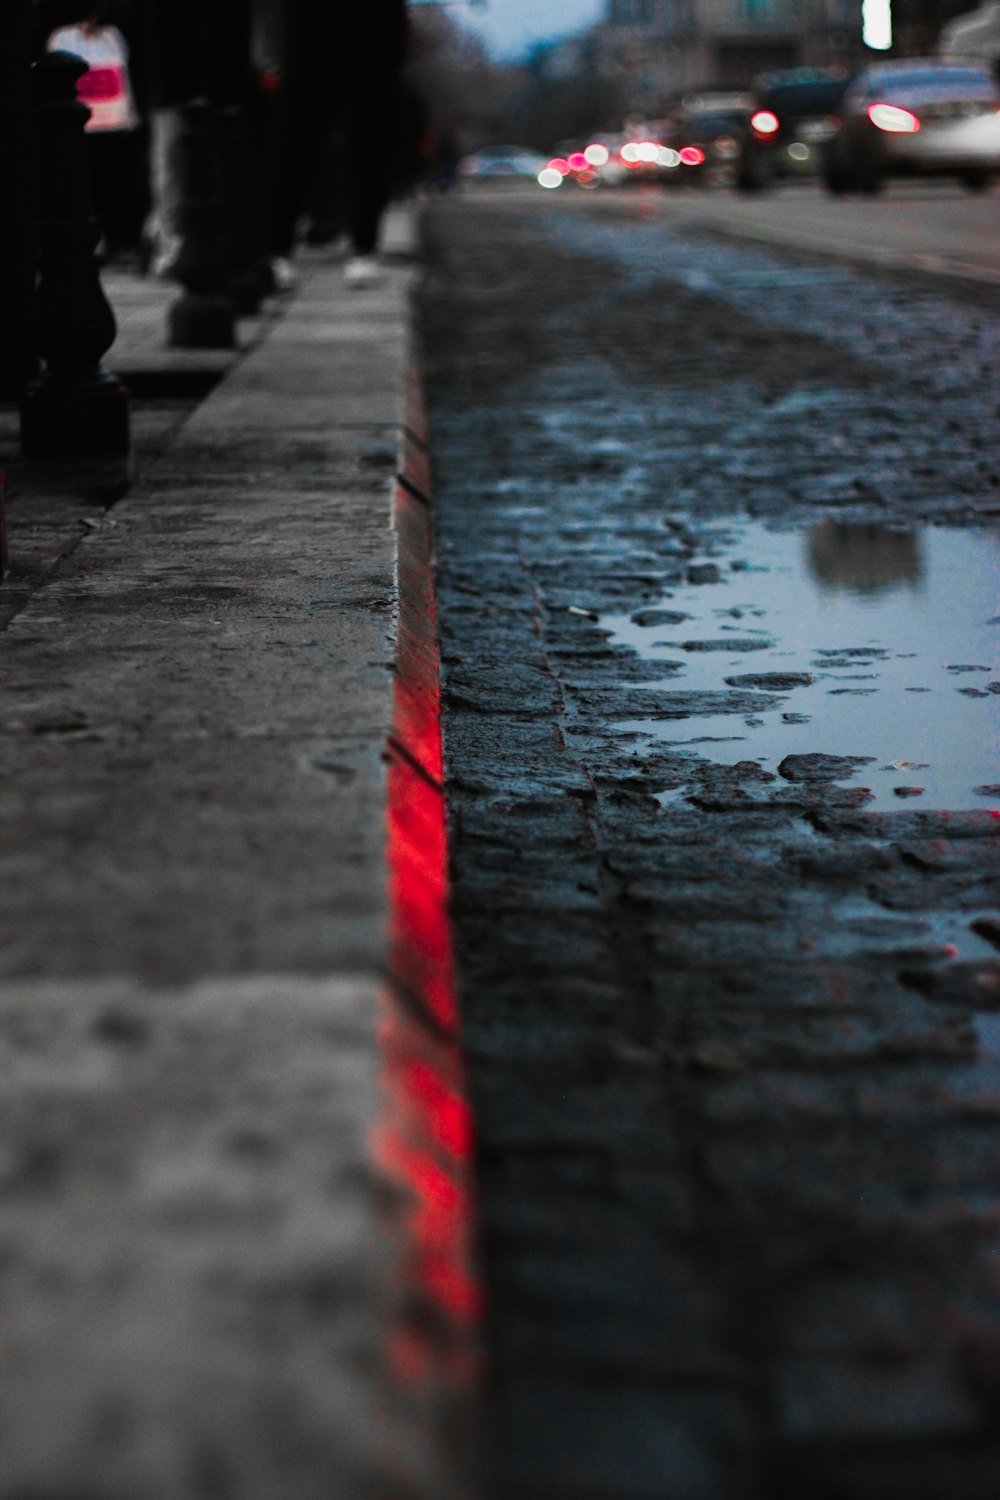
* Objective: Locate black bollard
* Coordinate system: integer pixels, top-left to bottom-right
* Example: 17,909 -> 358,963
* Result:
168,99 -> 237,349
20,52 -> 129,459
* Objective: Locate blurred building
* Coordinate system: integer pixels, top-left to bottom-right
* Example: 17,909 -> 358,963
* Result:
593,0 -> 859,111
939,2 -> 1000,63
893,0 -> 993,55
591,0 -> 979,114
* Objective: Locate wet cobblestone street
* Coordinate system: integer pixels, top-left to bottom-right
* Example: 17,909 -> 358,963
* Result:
421,191 -> 1000,1500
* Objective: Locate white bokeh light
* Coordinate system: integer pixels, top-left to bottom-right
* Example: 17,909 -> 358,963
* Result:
862,0 -> 893,51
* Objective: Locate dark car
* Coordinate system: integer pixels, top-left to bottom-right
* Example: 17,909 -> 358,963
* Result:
737,68 -> 851,191
674,109 -> 749,186
824,60 -> 1000,194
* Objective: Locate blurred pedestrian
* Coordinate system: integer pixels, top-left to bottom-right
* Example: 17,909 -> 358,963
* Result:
46,1 -> 148,262
268,0 -> 409,288
140,0 -> 257,277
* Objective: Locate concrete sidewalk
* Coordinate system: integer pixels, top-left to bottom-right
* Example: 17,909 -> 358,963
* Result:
0,215 -> 482,1500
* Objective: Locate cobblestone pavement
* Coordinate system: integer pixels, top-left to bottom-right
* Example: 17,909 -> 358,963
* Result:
421,190 -> 1000,1500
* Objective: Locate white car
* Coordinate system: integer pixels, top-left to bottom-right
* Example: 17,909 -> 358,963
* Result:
825,59 -> 1000,193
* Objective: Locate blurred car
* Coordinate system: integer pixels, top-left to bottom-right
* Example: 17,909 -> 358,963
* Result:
588,136 -> 629,187
459,146 -> 550,182
673,108 -> 750,186
542,137 -> 627,190
823,59 -> 1000,193
616,120 -> 684,184
545,123 -> 685,188
736,69 -> 851,190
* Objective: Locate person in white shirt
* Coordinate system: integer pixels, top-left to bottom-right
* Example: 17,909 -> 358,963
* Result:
47,3 -> 147,262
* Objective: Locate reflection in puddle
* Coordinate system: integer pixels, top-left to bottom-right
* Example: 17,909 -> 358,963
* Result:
606,520 -> 1000,812
807,520 -> 923,596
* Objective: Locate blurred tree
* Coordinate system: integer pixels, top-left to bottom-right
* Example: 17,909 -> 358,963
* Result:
406,9 -> 622,156
514,37 -> 625,151
407,6 -> 521,150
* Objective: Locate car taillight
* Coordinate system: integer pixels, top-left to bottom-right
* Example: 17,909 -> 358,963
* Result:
868,102 -> 920,133
679,146 -> 705,166
750,110 -> 779,138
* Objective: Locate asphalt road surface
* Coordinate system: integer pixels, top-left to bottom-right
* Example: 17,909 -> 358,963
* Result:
654,177 -> 1000,286
422,186 -> 1000,1500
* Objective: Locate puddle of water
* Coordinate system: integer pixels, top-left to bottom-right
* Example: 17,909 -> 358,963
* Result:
606,520 -> 1000,812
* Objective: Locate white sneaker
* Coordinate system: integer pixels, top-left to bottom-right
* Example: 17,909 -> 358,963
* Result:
147,226 -> 182,278
344,255 -> 382,288
151,245 -> 180,279
269,256 -> 297,292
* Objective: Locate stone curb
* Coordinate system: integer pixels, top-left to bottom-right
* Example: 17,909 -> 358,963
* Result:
0,219 -> 486,1500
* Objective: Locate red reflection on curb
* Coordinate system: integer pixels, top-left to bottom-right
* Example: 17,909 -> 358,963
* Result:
374,365 -> 484,1463
386,749 -> 454,1030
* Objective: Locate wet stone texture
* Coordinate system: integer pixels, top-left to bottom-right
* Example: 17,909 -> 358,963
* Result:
421,193 -> 1000,1499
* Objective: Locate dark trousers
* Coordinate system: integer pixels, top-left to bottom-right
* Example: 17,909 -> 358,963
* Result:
269,70 -> 398,258
87,128 -> 149,253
